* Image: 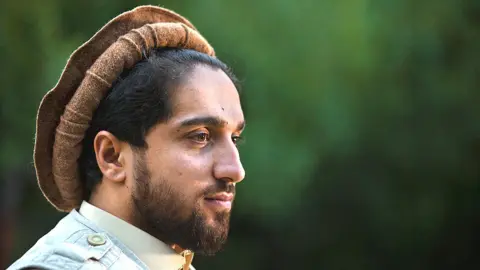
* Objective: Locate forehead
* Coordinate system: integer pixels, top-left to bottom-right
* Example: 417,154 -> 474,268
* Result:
169,65 -> 244,124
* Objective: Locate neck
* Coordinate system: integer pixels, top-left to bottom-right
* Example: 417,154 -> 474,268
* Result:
88,187 -> 135,225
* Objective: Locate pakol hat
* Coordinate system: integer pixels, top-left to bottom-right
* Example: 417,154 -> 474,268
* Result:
34,5 -> 215,212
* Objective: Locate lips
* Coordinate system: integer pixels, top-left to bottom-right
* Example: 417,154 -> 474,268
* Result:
205,192 -> 234,202
204,192 -> 234,209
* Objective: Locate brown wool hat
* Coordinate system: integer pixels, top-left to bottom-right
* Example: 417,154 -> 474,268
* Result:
34,5 -> 215,212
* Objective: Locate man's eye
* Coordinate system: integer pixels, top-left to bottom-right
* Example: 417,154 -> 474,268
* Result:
191,132 -> 210,142
232,135 -> 244,145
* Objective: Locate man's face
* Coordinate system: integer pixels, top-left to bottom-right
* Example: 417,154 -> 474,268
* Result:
128,65 -> 245,255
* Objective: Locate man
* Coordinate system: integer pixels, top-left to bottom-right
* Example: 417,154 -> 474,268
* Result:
8,5 -> 245,270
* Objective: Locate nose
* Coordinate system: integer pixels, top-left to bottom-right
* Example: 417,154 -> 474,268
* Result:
213,141 -> 245,184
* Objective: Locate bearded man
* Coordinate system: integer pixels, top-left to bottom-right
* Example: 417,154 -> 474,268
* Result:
8,5 -> 245,270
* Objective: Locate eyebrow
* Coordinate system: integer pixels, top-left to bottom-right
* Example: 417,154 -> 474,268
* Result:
178,116 -> 245,131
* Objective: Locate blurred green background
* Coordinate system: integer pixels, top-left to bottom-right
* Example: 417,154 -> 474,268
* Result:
1,0 -> 479,269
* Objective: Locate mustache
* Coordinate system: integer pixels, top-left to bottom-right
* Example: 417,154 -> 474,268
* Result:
202,181 -> 236,197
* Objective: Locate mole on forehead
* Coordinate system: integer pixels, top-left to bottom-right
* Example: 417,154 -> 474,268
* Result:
171,92 -> 234,113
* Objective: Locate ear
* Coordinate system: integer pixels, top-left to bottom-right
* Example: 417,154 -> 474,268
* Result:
93,131 -> 127,183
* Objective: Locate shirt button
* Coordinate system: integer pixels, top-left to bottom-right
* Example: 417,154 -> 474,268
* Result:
87,234 -> 106,246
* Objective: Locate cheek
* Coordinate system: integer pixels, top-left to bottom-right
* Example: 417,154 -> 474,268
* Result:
171,146 -> 210,172
149,149 -> 213,195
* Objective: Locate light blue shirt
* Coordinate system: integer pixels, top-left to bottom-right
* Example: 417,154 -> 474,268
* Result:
8,202 -> 195,270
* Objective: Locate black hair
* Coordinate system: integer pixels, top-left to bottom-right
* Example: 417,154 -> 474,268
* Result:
78,48 -> 239,199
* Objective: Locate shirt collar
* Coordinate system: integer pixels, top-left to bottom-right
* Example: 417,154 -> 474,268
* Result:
79,201 -> 195,270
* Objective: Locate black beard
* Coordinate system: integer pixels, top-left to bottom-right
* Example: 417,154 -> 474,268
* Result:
130,150 -> 234,255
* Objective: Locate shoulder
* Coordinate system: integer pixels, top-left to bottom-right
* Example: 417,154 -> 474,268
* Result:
8,232 -> 117,270
8,212 -> 123,270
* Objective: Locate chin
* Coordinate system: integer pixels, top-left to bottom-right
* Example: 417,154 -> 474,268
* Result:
177,202 -> 231,255
202,205 -> 231,226
205,216 -> 229,232
201,207 -> 231,231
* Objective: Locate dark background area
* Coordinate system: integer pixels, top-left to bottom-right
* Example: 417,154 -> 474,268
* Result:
1,0 -> 479,269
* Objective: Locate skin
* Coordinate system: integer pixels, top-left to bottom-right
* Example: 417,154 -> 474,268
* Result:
89,64 -> 245,255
